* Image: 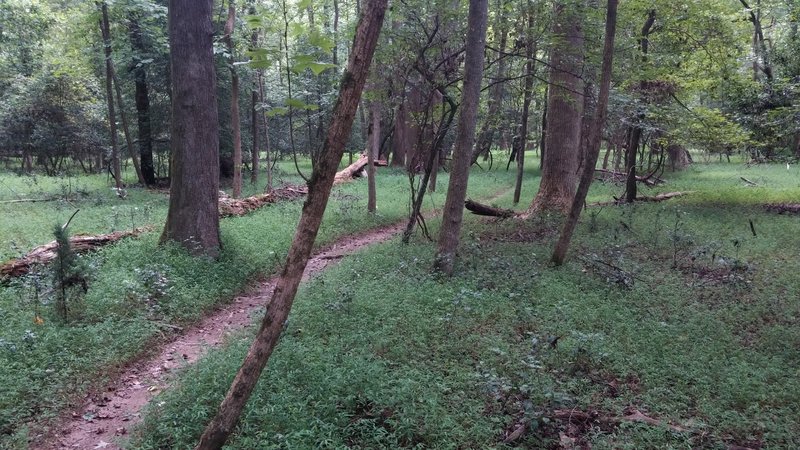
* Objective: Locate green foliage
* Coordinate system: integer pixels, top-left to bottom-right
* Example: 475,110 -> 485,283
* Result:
51,219 -> 89,322
0,163 -> 516,446
129,160 -> 800,449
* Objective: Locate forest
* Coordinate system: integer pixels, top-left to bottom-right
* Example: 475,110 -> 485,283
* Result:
0,0 -> 799,448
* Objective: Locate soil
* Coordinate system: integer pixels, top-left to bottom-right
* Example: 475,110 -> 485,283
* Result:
32,220 -> 417,450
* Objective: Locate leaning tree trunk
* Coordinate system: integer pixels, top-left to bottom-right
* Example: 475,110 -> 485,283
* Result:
194,1 -> 387,447
552,0 -> 618,265
99,1 -> 122,189
528,2 -> 584,214
160,0 -> 221,258
224,3 -> 243,199
433,0 -> 489,275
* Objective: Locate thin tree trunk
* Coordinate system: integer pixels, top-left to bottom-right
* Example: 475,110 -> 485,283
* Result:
367,102 -> 379,213
160,0 -> 221,258
258,73 -> 273,192
433,0 -> 489,275
112,73 -> 145,185
99,1 -> 122,189
225,3 -> 243,198
513,9 -> 535,205
552,0 -> 618,265
250,7 -> 260,185
471,0 -> 508,165
194,1 -> 387,446
128,15 -> 156,186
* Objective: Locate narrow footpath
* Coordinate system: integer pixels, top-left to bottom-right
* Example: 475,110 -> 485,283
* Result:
36,218 -> 427,449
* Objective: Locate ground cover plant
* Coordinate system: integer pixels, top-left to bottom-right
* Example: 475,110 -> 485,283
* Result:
0,162 -> 517,447
127,158 -> 800,449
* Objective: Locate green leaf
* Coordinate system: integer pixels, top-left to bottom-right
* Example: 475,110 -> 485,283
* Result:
266,107 -> 289,117
307,62 -> 336,76
297,0 -> 313,10
284,98 -> 320,111
308,30 -> 335,53
244,15 -> 263,29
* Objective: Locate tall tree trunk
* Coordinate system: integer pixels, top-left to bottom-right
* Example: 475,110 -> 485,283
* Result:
160,0 -> 221,258
194,1 -> 387,446
258,72 -> 273,191
471,0 -> 508,165
112,72 -> 145,185
433,0 -> 489,275
513,8 -> 535,205
391,103 -> 408,166
528,2 -> 584,213
624,9 -> 655,203
367,101 -> 379,213
552,0 -> 618,265
250,6 -> 260,185
128,15 -> 156,186
224,3 -> 243,198
99,1 -> 122,189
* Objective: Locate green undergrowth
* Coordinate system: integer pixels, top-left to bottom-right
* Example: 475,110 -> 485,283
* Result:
0,162 -> 516,447
128,160 -> 799,449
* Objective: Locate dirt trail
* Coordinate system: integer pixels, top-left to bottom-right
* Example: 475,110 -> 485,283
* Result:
34,188 -> 510,450
34,219 -> 417,450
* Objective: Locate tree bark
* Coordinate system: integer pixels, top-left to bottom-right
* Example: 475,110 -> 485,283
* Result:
552,0 -> 618,265
160,0 -> 221,258
513,7 -> 536,205
528,2 -> 584,214
224,3 -> 243,199
367,102 -> 379,213
194,1 -> 387,447
99,1 -> 122,189
471,0 -> 508,165
433,0 -> 489,275
250,5 -> 260,185
128,15 -> 156,186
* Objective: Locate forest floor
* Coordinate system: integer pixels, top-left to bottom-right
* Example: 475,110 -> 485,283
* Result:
34,217 -> 438,450
4,157 -> 800,449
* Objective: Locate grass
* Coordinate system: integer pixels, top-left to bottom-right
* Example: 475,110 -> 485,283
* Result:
0,159 -> 517,447
124,157 -> 800,449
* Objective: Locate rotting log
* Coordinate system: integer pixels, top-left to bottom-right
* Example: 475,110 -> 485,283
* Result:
590,191 -> 693,206
766,203 -> 800,214
595,168 -> 663,186
333,153 -> 388,184
218,185 -> 308,217
464,199 -> 517,218
1,227 -> 153,281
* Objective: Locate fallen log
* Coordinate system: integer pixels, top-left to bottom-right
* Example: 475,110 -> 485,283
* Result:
333,154 -> 388,184
464,198 -> 516,218
765,203 -> 800,215
590,191 -> 693,207
218,185 -> 308,217
594,168 -> 664,187
1,226 -> 153,281
0,198 -> 58,204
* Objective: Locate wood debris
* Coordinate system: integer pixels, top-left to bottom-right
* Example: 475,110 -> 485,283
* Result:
1,227 -> 153,281
218,185 -> 308,217
333,154 -> 388,184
